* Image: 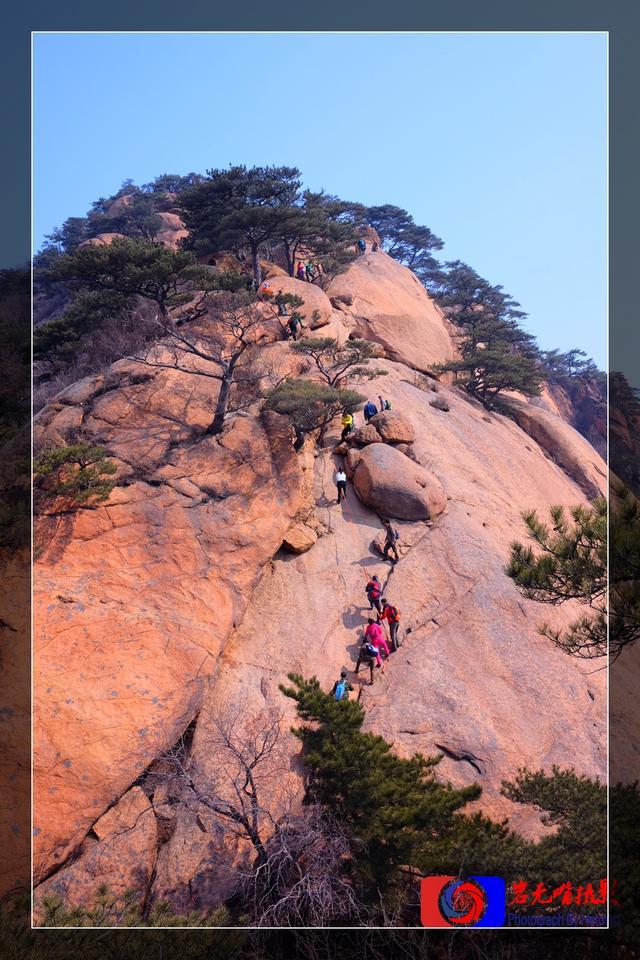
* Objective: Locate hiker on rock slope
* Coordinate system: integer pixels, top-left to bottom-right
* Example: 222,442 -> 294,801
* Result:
365,575 -> 383,615
365,618 -> 389,659
340,411 -> 354,442
363,399 -> 378,422
287,313 -> 303,340
335,467 -> 348,504
355,637 -> 382,685
331,669 -> 354,701
378,598 -> 401,651
382,518 -> 400,563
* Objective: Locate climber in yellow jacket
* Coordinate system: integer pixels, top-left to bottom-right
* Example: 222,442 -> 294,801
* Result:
341,412 -> 354,442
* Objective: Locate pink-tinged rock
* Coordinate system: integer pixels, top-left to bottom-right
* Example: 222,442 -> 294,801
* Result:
327,252 -> 454,372
353,443 -> 447,520
349,424 -> 381,445
104,195 -> 133,217
369,410 -> 416,443
344,448 -> 363,478
281,523 -> 318,554
33,787 -> 157,920
149,366 -> 606,903
260,260 -> 288,278
155,211 -> 189,248
33,389 -> 310,883
505,399 -> 606,498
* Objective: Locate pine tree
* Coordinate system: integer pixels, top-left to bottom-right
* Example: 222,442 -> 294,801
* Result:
506,487 -> 640,660
34,443 -> 117,509
142,172 -> 207,195
280,674 -> 483,897
44,217 -> 89,253
276,191 -> 357,279
131,289 -> 302,437
433,260 -> 527,328
264,382 -> 363,449
540,348 -> 604,386
180,165 -> 303,285
430,261 -> 541,405
34,289 -> 137,366
49,238 -> 218,322
87,193 -> 164,242
432,314 -> 543,406
501,767 -> 607,907
290,336 -> 387,388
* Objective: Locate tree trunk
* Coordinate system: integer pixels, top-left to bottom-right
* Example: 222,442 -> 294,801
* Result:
284,241 -> 294,277
207,369 -> 234,436
251,243 -> 262,287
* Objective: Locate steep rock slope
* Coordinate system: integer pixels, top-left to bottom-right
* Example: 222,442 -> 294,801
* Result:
147,360 -> 606,907
34,251 -> 607,909
33,369 -> 313,882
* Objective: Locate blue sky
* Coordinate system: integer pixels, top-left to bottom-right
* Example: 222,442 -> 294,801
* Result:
33,32 -> 607,366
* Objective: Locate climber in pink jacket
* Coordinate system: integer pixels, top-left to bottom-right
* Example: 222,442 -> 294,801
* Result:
365,619 -> 390,659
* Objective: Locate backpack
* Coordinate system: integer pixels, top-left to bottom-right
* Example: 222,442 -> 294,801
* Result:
387,605 -> 400,622
334,679 -> 348,701
366,580 -> 381,598
385,400 -> 392,410
363,642 -> 379,658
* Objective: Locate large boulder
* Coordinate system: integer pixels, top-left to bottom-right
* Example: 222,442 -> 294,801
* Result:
281,522 -> 318,554
198,251 -> 244,273
344,447 -> 363,478
327,252 -> 454,372
259,275 -> 333,330
369,410 -> 416,443
349,424 -> 381,445
260,260 -> 288,279
155,211 -> 189,248
352,443 -> 447,520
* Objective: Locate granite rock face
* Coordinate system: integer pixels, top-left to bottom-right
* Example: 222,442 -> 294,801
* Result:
33,242 -> 609,912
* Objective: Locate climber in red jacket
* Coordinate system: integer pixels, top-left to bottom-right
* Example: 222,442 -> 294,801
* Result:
365,575 -> 383,615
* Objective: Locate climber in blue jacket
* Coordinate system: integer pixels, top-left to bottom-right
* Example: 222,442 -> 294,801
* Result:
363,400 -> 378,422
